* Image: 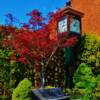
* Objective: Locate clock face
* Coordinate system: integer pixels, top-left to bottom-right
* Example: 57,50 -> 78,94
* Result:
70,19 -> 80,33
58,17 -> 67,33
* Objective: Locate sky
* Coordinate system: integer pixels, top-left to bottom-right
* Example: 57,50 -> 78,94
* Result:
0,0 -> 68,26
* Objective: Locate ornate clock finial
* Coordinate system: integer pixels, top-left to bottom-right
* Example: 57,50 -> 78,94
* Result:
66,0 -> 71,7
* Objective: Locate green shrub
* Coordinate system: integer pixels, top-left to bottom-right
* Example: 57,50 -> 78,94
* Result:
70,88 -> 91,100
72,63 -> 97,100
64,88 -> 92,100
12,78 -> 32,100
77,34 -> 100,74
92,75 -> 100,99
73,63 -> 96,89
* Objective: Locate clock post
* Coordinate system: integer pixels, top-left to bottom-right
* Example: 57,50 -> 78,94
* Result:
57,6 -> 84,88
58,6 -> 84,35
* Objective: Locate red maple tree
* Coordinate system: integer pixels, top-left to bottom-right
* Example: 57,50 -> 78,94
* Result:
3,9 -> 77,87
4,9 -> 78,68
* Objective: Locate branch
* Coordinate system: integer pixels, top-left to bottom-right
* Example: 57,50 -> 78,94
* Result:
45,45 -> 58,68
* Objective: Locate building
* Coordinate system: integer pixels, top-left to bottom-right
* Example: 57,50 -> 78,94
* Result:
71,0 -> 100,35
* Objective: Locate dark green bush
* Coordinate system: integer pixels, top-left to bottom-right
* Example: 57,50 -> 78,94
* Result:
12,78 -> 32,100
0,47 -> 31,94
0,47 -> 13,97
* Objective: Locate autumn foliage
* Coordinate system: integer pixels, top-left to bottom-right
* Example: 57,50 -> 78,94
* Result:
3,9 -> 77,69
